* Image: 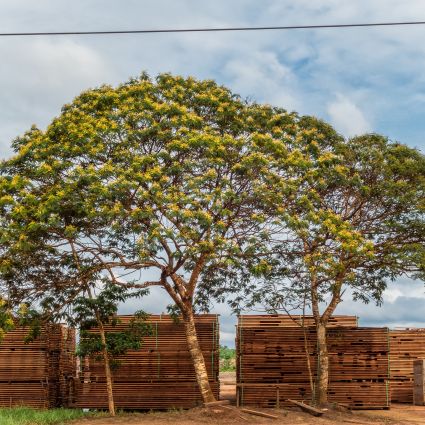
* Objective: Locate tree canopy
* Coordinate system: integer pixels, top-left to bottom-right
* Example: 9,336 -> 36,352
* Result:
0,73 -> 289,402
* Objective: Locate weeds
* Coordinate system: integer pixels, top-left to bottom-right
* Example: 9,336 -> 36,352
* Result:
0,407 -> 92,425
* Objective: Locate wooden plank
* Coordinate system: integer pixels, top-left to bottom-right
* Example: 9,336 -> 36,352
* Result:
238,315 -> 358,328
287,399 -> 323,416
204,400 -> 230,407
413,359 -> 425,406
72,381 -> 219,409
0,324 -> 75,408
240,408 -> 278,419
389,329 -> 425,403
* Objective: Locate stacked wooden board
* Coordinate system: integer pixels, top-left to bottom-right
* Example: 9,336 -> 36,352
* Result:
237,315 -> 390,409
49,326 -> 77,407
72,314 -> 219,410
389,329 -> 425,403
0,324 -> 76,408
413,360 -> 425,405
238,314 -> 358,328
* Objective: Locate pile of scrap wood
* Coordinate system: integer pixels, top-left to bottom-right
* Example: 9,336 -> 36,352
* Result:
71,314 -> 219,409
0,324 -> 75,408
236,315 -> 390,409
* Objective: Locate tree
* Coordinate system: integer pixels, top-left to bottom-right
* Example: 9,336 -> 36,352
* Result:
70,283 -> 151,416
248,127 -> 425,404
0,239 -> 150,416
0,73 -> 277,403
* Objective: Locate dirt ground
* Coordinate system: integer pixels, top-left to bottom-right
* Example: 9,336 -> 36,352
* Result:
71,372 -> 425,425
70,405 -> 425,425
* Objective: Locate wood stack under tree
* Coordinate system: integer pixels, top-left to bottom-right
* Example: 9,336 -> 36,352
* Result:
71,314 -> 219,410
236,315 -> 390,409
389,329 -> 425,403
0,324 -> 76,408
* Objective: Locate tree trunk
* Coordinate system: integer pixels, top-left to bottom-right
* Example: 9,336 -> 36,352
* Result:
97,320 -> 116,416
301,315 -> 315,404
315,321 -> 329,405
182,308 -> 216,404
86,286 -> 116,416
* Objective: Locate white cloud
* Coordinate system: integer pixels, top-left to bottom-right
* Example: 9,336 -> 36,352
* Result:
223,50 -> 299,110
327,94 -> 372,137
0,38 -> 112,155
334,279 -> 425,329
0,0 -> 424,346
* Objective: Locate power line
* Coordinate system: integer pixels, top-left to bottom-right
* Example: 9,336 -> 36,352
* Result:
1,21 -> 425,37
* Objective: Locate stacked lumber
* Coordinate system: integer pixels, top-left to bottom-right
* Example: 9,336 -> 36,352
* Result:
237,315 -> 390,409
238,314 -> 358,328
0,324 -> 76,408
389,329 -> 425,403
326,327 -> 390,409
413,360 -> 425,405
48,326 -> 77,407
72,314 -> 219,409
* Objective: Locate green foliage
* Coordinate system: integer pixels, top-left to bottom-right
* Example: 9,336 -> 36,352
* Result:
0,408 -> 92,425
0,297 -> 14,342
78,314 -> 152,359
71,283 -> 148,330
241,131 -> 425,319
219,345 -> 236,372
0,299 -> 46,344
0,72 -> 280,318
72,283 -> 152,363
201,120 -> 425,319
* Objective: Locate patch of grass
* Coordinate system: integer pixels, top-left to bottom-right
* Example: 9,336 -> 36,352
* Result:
0,407 -> 92,425
219,345 -> 236,372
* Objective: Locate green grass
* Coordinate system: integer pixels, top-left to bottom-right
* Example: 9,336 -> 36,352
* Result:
219,345 -> 236,372
0,407 -> 91,425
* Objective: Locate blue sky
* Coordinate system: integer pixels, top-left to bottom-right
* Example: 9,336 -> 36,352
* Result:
1,0 -> 424,345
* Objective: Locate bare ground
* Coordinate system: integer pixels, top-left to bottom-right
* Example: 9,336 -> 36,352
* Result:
70,406 -> 425,425
71,372 -> 425,425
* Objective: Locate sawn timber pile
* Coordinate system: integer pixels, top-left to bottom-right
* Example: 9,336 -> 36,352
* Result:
237,314 -> 358,328
389,329 -> 425,403
71,314 -> 219,409
0,324 -> 76,408
237,315 -> 390,409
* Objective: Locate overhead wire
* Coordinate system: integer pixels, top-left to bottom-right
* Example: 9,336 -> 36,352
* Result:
1,21 -> 425,37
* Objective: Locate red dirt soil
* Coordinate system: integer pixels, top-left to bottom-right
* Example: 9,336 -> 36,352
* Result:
70,405 -> 425,425
71,372 -> 425,425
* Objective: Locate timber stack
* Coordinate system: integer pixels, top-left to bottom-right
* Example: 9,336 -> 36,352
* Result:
389,329 -> 425,403
413,359 -> 425,405
236,315 -> 390,409
237,314 -> 358,328
72,314 -> 219,409
0,324 -> 76,408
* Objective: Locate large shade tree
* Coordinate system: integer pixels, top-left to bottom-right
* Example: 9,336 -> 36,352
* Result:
241,128 -> 425,404
0,73 -> 283,403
